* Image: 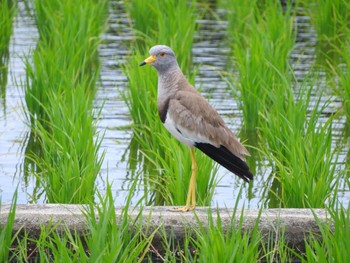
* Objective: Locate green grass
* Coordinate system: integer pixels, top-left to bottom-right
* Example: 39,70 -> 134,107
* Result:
124,0 -> 198,74
24,0 -> 108,203
307,0 -> 350,68
226,0 -> 295,133
303,205 -> 350,262
329,31 -> 350,128
0,0 -> 17,105
0,190 -> 18,261
224,0 -> 344,209
9,185 -> 155,262
308,0 -> 350,40
2,189 -> 350,261
30,86 -> 104,203
191,206 -> 262,262
153,191 -> 301,262
25,0 -> 107,124
260,76 -> 341,208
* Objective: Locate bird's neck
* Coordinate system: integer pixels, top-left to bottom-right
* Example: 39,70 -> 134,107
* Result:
158,67 -> 185,91
157,67 -> 186,114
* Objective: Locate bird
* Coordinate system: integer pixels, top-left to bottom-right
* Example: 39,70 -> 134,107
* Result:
140,45 -> 253,211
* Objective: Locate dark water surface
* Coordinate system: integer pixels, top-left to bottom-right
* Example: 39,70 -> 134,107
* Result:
0,1 -> 348,207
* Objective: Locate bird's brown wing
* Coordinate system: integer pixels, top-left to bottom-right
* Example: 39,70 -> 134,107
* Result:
166,89 -> 253,181
168,88 -> 250,158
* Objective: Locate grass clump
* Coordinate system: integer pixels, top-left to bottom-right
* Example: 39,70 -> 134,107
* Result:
308,0 -> 350,41
10,186 -> 154,262
306,0 -> 350,43
303,205 -> 350,262
330,34 -> 350,129
192,209 -> 262,262
156,194 -> 298,262
260,78 -> 340,208
0,0 -> 17,105
0,190 -> 18,261
226,0 -> 295,133
124,0 -> 198,73
4,191 -> 350,262
307,0 -> 350,67
24,0 -> 108,203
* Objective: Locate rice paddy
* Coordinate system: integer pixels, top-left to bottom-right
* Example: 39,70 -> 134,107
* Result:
1,0 -> 350,261
0,0 -> 16,107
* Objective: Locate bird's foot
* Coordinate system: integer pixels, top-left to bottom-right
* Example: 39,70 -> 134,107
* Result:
169,205 -> 195,212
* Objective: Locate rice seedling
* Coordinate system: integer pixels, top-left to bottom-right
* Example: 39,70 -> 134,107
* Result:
307,0 -> 350,41
191,208 -> 262,262
10,184 -> 155,262
303,205 -> 350,262
309,0 -> 349,38
25,0 -> 107,124
31,86 -> 104,203
224,0 -> 258,47
0,190 -> 18,261
157,190 -> 301,262
260,78 -> 341,208
24,0 -> 108,203
226,0 -> 295,133
260,226 -> 300,263
82,185 -> 155,262
0,0 -> 16,52
224,0 -> 343,209
124,0 -> 198,74
329,34 -> 350,129
0,0 -> 17,104
307,0 -> 350,68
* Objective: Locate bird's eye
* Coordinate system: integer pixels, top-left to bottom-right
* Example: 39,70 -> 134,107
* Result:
159,52 -> 166,57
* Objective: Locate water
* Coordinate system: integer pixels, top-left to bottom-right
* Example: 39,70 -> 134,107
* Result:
0,1 -> 348,207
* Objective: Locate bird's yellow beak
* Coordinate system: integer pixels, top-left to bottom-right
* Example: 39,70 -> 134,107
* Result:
140,55 -> 156,66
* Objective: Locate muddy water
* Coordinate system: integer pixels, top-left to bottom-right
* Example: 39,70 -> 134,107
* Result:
0,1 -> 348,207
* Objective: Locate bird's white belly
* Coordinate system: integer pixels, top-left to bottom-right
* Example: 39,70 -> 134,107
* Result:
163,114 -> 212,147
163,115 -> 195,147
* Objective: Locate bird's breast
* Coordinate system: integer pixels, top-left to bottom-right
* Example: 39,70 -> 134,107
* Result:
158,97 -> 170,123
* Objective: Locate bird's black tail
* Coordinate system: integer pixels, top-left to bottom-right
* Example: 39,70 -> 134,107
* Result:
195,143 -> 253,182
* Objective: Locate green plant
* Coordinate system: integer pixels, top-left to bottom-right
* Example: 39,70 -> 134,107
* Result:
303,205 -> 350,262
307,0 -> 350,68
124,0 -> 198,73
261,79 -> 341,208
307,0 -> 350,42
226,0 -> 295,132
0,0 -> 17,103
192,208 -> 262,262
11,185 -> 155,262
24,0 -> 108,203
0,190 -> 18,261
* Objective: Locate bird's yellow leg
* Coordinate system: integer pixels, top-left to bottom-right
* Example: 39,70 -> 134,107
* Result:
189,148 -> 197,208
171,148 -> 197,212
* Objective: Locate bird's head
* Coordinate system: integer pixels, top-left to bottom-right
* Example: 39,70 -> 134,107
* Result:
140,45 -> 179,73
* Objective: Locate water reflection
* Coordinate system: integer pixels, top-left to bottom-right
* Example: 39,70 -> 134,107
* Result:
22,131 -> 44,203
